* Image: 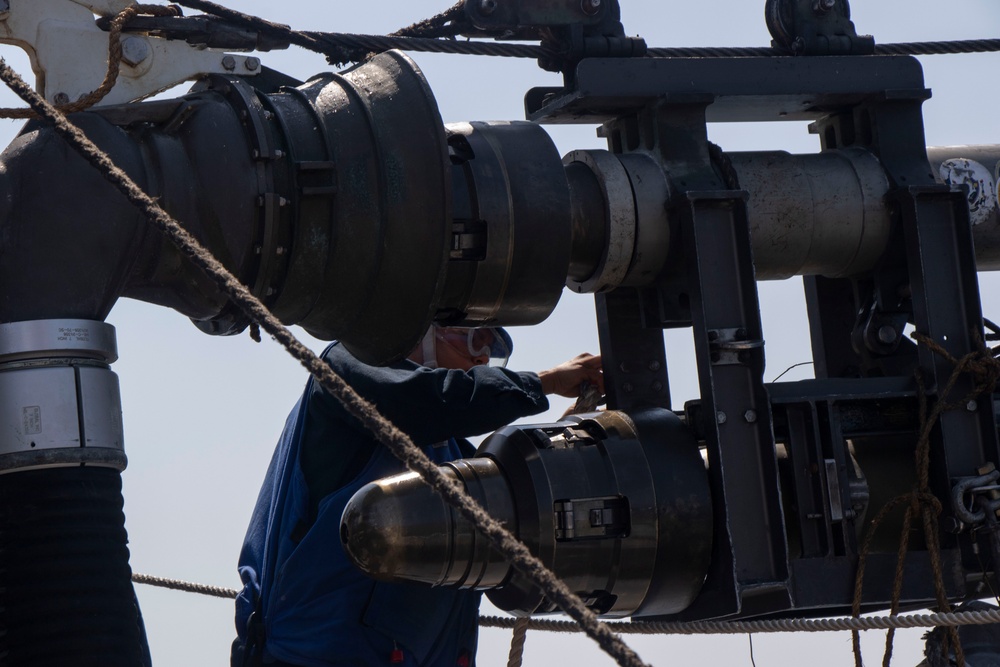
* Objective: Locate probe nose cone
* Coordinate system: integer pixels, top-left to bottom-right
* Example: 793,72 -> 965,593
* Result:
340,458 -> 516,589
340,471 -> 454,585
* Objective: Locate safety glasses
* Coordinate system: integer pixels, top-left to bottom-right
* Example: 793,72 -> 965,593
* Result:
435,327 -> 510,367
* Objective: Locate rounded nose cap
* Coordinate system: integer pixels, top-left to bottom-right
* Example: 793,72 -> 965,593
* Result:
340,471 -> 455,585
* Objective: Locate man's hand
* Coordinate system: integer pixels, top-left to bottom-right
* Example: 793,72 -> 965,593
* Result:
537,353 -> 603,398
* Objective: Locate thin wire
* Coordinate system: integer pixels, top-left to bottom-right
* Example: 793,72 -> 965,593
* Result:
770,361 -> 813,383
749,634 -> 758,667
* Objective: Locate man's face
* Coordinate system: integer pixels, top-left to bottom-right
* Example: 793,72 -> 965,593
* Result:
434,327 -> 494,371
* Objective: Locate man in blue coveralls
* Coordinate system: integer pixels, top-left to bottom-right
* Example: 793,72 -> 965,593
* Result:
232,325 -> 603,667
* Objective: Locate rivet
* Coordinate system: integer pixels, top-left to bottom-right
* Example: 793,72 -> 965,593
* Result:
622,382 -> 634,394
648,360 -> 662,372
967,400 -> 978,412
479,0 -> 497,14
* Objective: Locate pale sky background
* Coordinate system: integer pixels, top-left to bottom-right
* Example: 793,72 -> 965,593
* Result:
2,0 -> 1000,665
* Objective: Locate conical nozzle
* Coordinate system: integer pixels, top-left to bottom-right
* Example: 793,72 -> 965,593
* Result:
340,457 -> 516,589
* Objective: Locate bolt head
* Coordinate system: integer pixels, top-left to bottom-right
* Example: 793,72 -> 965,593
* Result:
244,57 -> 260,72
716,411 -> 728,425
53,92 -> 70,105
581,0 -> 602,15
121,36 -> 151,68
744,410 -> 758,423
622,382 -> 634,394
648,360 -> 662,372
967,400 -> 979,412
479,0 -> 497,15
221,55 -> 237,71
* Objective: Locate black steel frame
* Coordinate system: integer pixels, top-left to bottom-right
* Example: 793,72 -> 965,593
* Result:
530,53 -> 1000,619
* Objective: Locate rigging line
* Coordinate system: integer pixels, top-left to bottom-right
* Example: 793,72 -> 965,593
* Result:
172,0 -> 1000,63
128,573 -> 1000,636
0,58 -> 648,667
479,608 -> 1000,635
129,572 -> 1000,638
132,573 -> 239,600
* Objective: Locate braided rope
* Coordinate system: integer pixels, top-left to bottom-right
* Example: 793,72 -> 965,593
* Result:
127,572 -> 1000,637
131,573 -> 240,600
0,58 -> 649,667
480,609 -> 1000,635
506,617 -> 531,667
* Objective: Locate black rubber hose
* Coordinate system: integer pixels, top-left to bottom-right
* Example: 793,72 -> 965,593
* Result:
0,467 -> 146,666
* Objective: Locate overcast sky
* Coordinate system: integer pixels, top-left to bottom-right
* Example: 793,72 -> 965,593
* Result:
2,0 -> 1000,665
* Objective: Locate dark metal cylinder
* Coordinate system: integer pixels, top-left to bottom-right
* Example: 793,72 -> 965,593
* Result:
438,121 -> 572,327
561,144 -> 1000,289
0,467 -> 144,666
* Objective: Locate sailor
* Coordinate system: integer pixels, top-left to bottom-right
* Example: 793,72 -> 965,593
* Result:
231,325 -> 603,666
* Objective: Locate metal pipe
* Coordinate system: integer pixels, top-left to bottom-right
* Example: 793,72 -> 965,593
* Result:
564,144 -> 1000,290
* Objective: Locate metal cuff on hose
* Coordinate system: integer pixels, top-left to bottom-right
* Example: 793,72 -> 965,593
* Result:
0,319 -> 127,473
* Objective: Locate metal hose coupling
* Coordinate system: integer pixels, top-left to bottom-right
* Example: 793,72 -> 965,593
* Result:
0,319 -> 126,472
341,409 -> 713,618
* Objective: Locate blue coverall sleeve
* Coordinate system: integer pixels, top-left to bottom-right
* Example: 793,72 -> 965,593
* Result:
309,341 -> 549,446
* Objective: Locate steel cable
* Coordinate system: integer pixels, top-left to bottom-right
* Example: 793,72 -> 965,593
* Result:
173,0 -> 1000,63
